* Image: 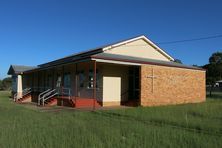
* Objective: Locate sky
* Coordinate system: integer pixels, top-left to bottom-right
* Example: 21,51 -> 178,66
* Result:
0,0 -> 222,79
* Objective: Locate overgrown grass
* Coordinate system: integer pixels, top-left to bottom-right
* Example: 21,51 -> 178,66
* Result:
0,91 -> 221,148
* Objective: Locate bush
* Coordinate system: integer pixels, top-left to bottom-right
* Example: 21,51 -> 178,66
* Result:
0,77 -> 12,90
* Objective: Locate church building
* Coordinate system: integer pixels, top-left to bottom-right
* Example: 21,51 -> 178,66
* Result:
8,35 -> 206,108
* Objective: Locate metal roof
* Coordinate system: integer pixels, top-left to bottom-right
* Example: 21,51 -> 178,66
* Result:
37,36 -> 144,68
37,35 -> 174,68
7,65 -> 38,75
92,53 -> 205,71
15,35 -> 205,73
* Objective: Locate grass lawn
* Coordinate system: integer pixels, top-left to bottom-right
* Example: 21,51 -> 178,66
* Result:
0,91 -> 222,148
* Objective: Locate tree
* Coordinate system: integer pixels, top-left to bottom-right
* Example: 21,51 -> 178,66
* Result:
0,80 -> 2,90
1,77 -> 12,90
209,52 -> 222,64
203,52 -> 222,96
174,59 -> 182,64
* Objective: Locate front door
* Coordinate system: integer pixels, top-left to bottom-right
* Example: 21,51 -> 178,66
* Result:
103,77 -> 121,105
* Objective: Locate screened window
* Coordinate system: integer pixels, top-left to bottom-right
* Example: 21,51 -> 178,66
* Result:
88,69 -> 99,88
79,70 -> 85,88
64,73 -> 71,88
46,75 -> 52,87
56,75 -> 62,88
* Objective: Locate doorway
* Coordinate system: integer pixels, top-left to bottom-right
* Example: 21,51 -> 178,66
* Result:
128,67 -> 140,101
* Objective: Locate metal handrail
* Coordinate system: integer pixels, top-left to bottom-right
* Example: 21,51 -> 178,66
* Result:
22,88 -> 30,93
58,87 -> 71,99
42,89 -> 58,106
42,93 -> 58,106
44,91 -> 58,102
13,93 -> 18,102
13,87 -> 32,102
22,88 -> 31,97
38,89 -> 51,105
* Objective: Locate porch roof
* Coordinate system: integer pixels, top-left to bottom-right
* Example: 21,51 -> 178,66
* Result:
7,65 -> 37,75
92,53 -> 205,71
23,53 -> 205,74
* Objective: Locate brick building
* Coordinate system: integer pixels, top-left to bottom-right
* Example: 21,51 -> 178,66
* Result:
8,35 -> 206,108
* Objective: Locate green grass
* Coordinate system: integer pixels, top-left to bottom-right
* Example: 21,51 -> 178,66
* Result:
0,91 -> 222,148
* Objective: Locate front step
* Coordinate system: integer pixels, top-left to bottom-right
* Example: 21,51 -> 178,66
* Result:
69,99 -> 75,107
17,94 -> 32,103
44,98 -> 57,106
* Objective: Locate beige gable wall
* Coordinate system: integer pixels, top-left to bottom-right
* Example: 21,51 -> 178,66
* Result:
104,39 -> 170,61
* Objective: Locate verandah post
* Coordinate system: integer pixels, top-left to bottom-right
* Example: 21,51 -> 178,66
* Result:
93,60 -> 97,110
43,70 -> 46,90
37,71 -> 40,92
75,63 -> 78,105
52,68 -> 54,89
61,66 -> 65,106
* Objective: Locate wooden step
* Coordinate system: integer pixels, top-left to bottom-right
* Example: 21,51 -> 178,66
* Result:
16,94 -> 32,103
45,98 -> 57,106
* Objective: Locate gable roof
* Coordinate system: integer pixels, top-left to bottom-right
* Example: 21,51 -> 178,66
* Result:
102,35 -> 174,61
38,35 -> 174,68
7,65 -> 37,75
20,35 -> 204,73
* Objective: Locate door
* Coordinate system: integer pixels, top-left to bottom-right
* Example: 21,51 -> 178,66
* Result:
128,67 -> 140,100
103,77 -> 121,103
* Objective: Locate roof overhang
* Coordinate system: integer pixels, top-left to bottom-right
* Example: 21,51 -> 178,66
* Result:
23,58 -> 91,74
91,54 -> 205,71
7,65 -> 37,75
92,58 -> 141,66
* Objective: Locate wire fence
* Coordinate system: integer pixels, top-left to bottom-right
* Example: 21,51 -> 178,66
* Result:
206,86 -> 222,99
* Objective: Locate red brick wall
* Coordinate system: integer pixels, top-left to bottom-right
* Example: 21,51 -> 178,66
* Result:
140,65 -> 206,106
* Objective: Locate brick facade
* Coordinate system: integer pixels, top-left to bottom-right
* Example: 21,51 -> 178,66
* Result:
140,65 -> 206,106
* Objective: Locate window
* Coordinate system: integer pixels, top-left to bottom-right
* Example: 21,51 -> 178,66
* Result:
56,75 -> 62,88
88,69 -> 99,89
64,73 -> 71,88
46,75 -> 52,87
12,75 -> 17,92
79,70 -> 85,88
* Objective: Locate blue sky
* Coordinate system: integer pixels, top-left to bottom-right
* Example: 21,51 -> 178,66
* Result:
0,0 -> 221,79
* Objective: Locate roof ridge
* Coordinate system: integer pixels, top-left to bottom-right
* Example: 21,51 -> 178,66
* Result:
38,35 -> 146,67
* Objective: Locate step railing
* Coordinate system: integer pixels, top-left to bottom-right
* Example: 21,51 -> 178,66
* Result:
37,87 -> 71,106
22,88 -> 32,97
13,93 -> 18,102
38,89 -> 51,105
42,89 -> 58,106
58,87 -> 71,100
13,88 -> 32,102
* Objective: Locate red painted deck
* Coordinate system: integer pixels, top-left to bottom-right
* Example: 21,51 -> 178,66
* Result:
57,96 -> 101,108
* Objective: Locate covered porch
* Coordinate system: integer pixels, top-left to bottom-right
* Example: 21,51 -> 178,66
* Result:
21,60 -> 141,108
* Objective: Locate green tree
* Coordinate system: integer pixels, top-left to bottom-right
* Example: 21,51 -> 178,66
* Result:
174,59 -> 182,64
209,52 -> 222,64
203,52 -> 222,96
0,80 -> 2,90
1,77 -> 12,90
